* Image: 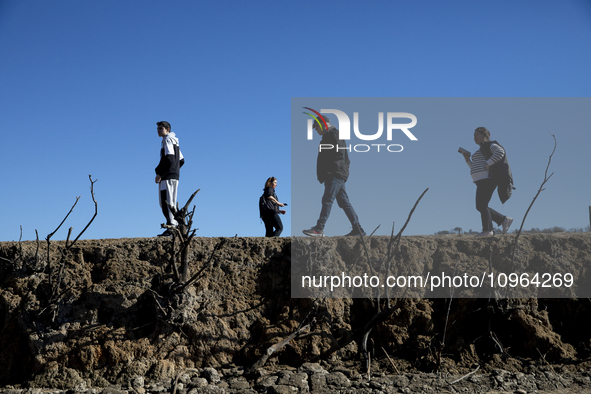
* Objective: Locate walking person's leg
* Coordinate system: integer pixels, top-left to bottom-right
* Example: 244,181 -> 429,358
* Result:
335,183 -> 363,234
272,213 -> 283,237
263,215 -> 274,237
475,178 -> 511,234
316,177 -> 340,230
488,207 -> 505,228
475,179 -> 497,232
488,199 -> 513,234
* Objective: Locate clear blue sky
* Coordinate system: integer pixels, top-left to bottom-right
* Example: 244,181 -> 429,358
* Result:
1,0 -> 590,241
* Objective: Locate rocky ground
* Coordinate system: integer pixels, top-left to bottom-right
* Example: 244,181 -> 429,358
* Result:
1,362 -> 590,393
1,234 -> 590,393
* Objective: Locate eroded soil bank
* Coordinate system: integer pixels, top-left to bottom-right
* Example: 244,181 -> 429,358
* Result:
0,234 -> 590,391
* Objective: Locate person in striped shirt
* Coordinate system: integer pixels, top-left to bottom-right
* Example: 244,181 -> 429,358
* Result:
462,127 -> 513,237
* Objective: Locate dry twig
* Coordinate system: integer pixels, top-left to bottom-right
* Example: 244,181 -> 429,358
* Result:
164,189 -> 201,283
382,346 -> 400,374
361,188 -> 429,373
510,134 -> 556,264
45,176 -> 98,303
450,364 -> 480,384
252,321 -> 312,370
437,258 -> 458,370
68,175 -> 98,248
46,195 -> 79,287
172,368 -> 201,394
177,238 -> 225,292
498,134 -> 557,300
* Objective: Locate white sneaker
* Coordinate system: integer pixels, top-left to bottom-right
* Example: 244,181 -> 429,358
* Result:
502,217 -> 513,234
475,230 -> 494,237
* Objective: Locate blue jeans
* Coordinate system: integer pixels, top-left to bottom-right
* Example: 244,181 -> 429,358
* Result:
316,177 -> 360,230
262,213 -> 283,237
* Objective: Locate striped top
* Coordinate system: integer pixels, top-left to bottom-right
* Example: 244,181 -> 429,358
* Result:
466,143 -> 505,182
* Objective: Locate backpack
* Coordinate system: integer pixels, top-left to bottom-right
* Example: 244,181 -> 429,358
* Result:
480,140 -> 515,203
259,194 -> 278,218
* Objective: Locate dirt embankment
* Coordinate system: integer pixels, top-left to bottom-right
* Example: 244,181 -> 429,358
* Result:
0,234 -> 590,389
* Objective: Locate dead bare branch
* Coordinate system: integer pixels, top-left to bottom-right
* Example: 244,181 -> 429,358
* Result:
252,322 -> 312,370
169,234 -> 180,282
437,258 -> 459,371
384,188 -> 430,300
35,229 -> 40,266
171,368 -> 201,394
164,189 -> 201,283
450,364 -> 480,384
536,348 -> 556,373
181,189 -> 201,213
65,227 -> 73,247
69,175 -> 98,247
507,134 -> 556,298
382,346 -> 400,374
355,224 -> 381,309
177,239 -> 226,293
489,330 -> 509,357
512,134 -> 556,256
43,176 -> 98,306
46,195 -> 80,288
147,289 -> 169,316
18,226 -> 23,258
361,301 -> 402,372
52,259 -> 67,301
47,196 -> 80,240
361,188 -> 429,374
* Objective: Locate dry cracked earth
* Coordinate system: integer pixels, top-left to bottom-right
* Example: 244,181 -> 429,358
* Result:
1,233 -> 590,393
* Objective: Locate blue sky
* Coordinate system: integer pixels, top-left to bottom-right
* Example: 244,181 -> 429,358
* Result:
1,0 -> 590,241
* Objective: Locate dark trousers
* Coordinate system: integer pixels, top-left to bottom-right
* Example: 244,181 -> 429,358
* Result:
475,178 -> 506,232
263,213 -> 283,237
316,177 -> 360,230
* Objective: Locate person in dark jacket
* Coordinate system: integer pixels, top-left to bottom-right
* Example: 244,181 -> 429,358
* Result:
155,121 -> 185,237
260,177 -> 286,237
303,114 -> 365,237
461,127 -> 513,237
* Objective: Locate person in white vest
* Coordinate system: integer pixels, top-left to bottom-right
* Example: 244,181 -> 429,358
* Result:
155,121 -> 185,237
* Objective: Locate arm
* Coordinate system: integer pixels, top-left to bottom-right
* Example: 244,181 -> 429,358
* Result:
155,154 -> 175,182
265,187 -> 284,207
317,131 -> 341,180
271,194 -> 287,214
485,143 -> 505,169
486,143 -> 505,165
264,187 -> 285,207
462,151 -> 472,168
267,195 -> 285,207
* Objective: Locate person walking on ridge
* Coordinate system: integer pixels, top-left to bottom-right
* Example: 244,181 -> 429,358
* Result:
303,114 -> 365,237
461,127 -> 513,237
260,176 -> 287,237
